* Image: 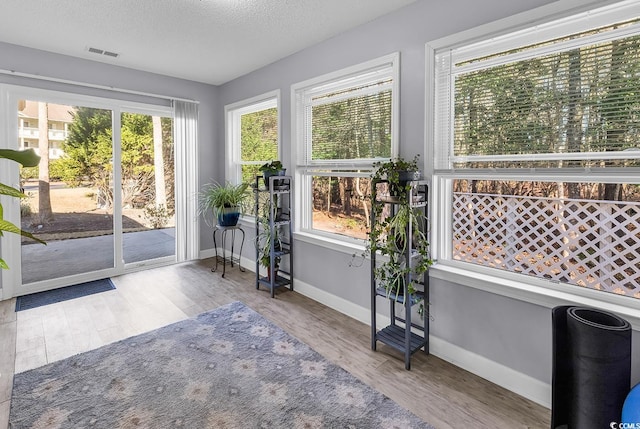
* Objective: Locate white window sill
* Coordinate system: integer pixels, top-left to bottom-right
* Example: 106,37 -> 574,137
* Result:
242,217 -> 367,256
293,231 -> 368,258
290,231 -> 640,330
430,263 -> 640,330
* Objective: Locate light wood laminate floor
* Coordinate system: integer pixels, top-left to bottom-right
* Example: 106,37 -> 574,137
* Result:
0,259 -> 551,428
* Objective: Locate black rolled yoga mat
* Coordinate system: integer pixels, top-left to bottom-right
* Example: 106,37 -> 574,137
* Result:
551,306 -> 631,429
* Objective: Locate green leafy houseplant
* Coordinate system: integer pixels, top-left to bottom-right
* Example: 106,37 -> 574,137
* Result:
198,181 -> 249,227
256,215 -> 282,275
258,160 -> 286,187
370,204 -> 431,297
0,149 -> 46,269
371,155 -> 421,198
369,155 -> 431,315
258,160 -> 284,175
254,192 -> 283,277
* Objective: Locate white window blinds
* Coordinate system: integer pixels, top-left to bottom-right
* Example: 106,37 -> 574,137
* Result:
435,1 -> 640,170
298,60 -> 397,171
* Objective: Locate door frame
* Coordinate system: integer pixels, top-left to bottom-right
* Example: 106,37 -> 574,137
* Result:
0,84 -> 187,299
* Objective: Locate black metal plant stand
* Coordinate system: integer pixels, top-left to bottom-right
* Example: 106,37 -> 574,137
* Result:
211,224 -> 245,278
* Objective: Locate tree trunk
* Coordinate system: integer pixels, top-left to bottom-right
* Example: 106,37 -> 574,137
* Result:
355,177 -> 370,228
37,102 -> 54,222
152,116 -> 166,207
565,48 -> 583,199
343,177 -> 353,216
326,177 -> 331,214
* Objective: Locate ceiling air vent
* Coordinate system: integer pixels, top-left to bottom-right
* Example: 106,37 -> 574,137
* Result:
87,46 -> 119,59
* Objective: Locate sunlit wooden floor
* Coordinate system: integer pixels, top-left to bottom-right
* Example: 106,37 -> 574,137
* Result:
0,259 -> 551,428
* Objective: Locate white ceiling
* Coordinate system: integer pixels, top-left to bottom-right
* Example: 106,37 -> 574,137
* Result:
0,0 -> 417,86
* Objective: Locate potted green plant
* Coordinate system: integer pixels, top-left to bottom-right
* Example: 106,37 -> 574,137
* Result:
259,160 -> 286,188
370,205 -> 431,294
198,181 -> 249,227
255,215 -> 282,280
371,155 -> 421,198
369,156 -> 431,316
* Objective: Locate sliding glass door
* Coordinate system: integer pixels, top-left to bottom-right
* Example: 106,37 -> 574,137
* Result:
1,86 -> 179,297
19,101 -> 116,285
120,111 -> 175,266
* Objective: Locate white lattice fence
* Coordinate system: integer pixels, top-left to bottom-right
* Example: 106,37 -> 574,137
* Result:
452,192 -> 640,299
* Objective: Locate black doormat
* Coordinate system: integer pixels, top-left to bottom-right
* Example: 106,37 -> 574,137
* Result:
15,278 -> 116,312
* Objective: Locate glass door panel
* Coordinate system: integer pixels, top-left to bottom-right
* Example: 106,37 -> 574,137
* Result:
19,101 -> 115,284
120,112 -> 175,265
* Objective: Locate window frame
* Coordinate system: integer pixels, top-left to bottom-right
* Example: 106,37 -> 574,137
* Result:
225,90 -> 280,187
427,0 -> 640,327
291,53 -> 400,247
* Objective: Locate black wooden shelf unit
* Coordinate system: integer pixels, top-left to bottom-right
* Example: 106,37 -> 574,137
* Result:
370,179 -> 430,370
254,175 -> 293,297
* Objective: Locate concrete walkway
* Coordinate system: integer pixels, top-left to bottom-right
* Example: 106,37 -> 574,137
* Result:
21,228 -> 176,284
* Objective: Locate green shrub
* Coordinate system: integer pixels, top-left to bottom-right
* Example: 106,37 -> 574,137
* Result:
19,159 -> 68,182
144,204 -> 171,229
20,166 -> 38,181
48,159 -> 67,181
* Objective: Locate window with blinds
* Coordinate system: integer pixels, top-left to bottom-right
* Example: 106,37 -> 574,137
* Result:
301,65 -> 395,169
293,54 -> 399,241
436,9 -> 640,169
431,1 -> 640,301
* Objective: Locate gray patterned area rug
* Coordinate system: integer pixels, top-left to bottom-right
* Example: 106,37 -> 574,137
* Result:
10,301 -> 432,429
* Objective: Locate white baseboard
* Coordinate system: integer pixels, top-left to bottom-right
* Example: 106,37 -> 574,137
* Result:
293,277 -> 551,409
199,248 -> 260,277
429,335 -> 551,408
199,248 -> 217,260
293,278 -> 372,325
197,252 -> 551,408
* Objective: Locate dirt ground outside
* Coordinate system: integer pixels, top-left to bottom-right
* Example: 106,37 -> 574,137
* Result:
20,181 -> 362,242
20,181 -> 173,242
312,210 -> 369,240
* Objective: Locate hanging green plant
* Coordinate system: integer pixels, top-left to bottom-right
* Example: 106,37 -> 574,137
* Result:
371,155 -> 421,198
368,155 -> 431,316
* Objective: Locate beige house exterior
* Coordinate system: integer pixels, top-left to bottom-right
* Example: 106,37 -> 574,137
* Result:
17,101 -> 75,159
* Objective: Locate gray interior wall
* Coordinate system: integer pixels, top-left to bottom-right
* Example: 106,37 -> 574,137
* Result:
218,0 -> 640,399
431,278 -> 552,381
